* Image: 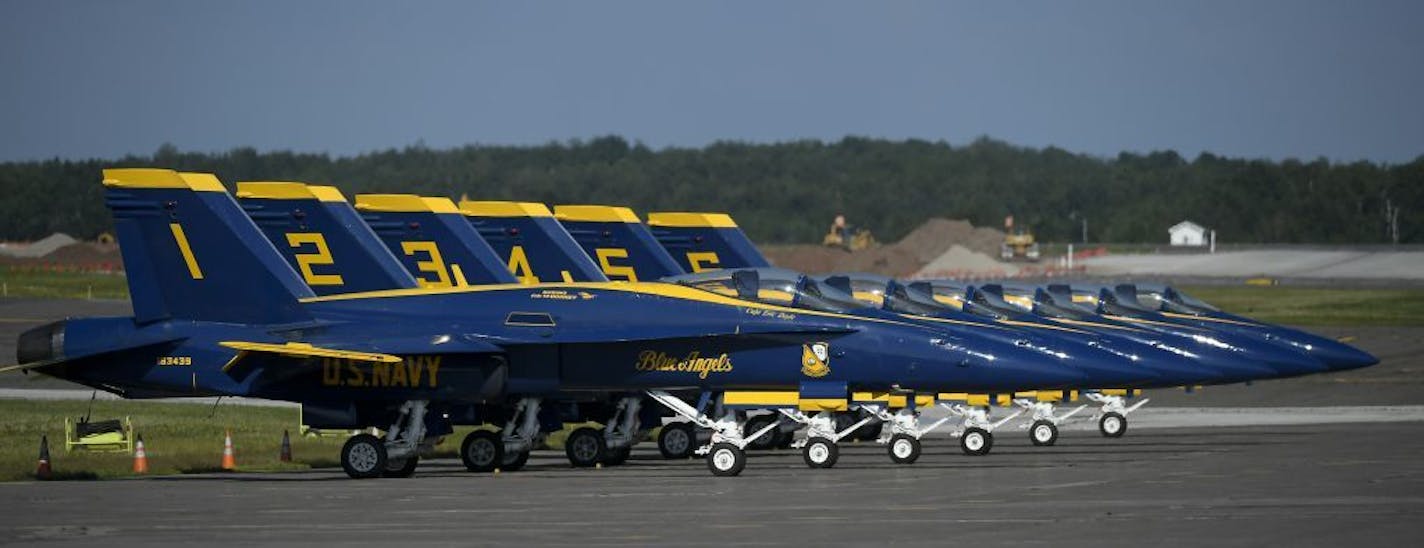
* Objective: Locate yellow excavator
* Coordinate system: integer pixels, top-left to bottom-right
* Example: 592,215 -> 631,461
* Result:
1000,215 -> 1040,262
823,215 -> 876,251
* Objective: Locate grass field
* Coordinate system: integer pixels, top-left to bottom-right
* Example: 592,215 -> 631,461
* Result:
0,269 -> 128,300
0,398 -> 601,482
1180,285 -> 1424,326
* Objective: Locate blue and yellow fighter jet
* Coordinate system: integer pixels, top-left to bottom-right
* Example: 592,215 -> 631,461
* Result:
11,169 -> 1096,477
508,205 -> 1169,450
237,185 -> 665,469
242,192 -> 1121,461
644,211 -> 1377,439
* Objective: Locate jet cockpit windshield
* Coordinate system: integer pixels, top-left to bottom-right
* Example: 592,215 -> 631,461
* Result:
666,268 -> 867,314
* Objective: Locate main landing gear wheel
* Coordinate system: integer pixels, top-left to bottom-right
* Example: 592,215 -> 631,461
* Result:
1099,412 -> 1127,438
383,456 -> 419,478
658,423 -> 695,459
745,415 -> 778,450
888,434 -> 921,464
602,446 -> 631,466
341,434 -> 387,479
501,450 -> 530,472
803,437 -> 839,469
461,430 -> 503,473
1030,420 -> 1059,447
565,427 -> 605,468
959,427 -> 993,456
706,442 -> 746,477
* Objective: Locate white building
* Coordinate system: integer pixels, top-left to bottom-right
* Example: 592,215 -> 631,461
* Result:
1168,220 -> 1207,246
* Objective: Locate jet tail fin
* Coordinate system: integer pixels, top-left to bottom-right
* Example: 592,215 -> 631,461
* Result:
356,195 -> 517,287
555,205 -> 686,281
647,212 -> 770,272
102,169 -> 314,324
237,182 -> 419,295
460,201 -> 608,283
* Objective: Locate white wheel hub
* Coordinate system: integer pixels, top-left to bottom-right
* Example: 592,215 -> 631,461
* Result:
712,448 -> 736,471
893,438 -> 914,459
808,443 -> 830,463
1104,417 -> 1122,434
1034,425 -> 1053,442
964,433 -> 984,451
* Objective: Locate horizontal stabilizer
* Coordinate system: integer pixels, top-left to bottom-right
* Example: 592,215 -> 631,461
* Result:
219,341 -> 402,365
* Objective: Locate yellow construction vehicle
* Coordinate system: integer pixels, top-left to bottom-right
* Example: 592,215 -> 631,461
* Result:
823,215 -> 876,251
1001,229 -> 1040,261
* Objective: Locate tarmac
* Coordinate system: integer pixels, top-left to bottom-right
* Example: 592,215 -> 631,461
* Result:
1,422 -> 1422,546
2,297 -> 1423,545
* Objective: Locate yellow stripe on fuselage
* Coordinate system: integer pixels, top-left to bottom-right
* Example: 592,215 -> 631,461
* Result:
299,281 -> 921,327
1158,311 -> 1262,327
1050,318 -> 1150,333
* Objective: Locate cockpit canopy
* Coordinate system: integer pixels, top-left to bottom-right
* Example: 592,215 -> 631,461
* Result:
665,268 -> 868,314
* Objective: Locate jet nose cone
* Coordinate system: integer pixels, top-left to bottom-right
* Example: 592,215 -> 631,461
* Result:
1314,341 -> 1379,371
1264,348 -> 1331,378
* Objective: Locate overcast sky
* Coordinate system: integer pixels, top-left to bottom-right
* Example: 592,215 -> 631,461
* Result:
2,0 -> 1420,163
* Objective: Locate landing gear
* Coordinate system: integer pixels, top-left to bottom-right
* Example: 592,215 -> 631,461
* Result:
1029,420 -> 1058,446
644,390 -> 781,477
888,434 -> 920,464
1099,412 -> 1127,438
657,422 -> 696,459
342,400 -> 432,479
706,442 -> 746,476
498,397 -> 544,471
861,405 -> 953,465
501,449 -> 530,472
565,427 -> 605,467
959,427 -> 992,456
602,446 -> 632,466
1085,393 -> 1147,439
341,433 -> 387,479
383,456 -> 419,478
942,403 -> 1020,456
461,430 -> 503,472
803,437 -> 839,468
1013,398 -> 1085,447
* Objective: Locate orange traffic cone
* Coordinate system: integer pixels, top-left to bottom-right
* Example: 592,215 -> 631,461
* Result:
279,430 -> 292,462
221,430 -> 236,470
36,435 -> 52,480
132,434 -> 149,474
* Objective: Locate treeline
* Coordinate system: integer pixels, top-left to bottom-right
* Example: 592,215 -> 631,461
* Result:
0,136 -> 1419,245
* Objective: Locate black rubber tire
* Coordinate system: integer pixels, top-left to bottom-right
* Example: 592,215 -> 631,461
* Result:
1030,420 -> 1059,447
1099,412 -> 1127,438
802,437 -> 839,469
773,427 -> 796,449
460,430 -> 504,473
744,415 -> 778,450
657,423 -> 696,459
382,455 -> 419,478
602,446 -> 631,466
888,433 -> 921,464
565,427 -> 605,468
959,427 -> 993,456
500,450 -> 530,472
341,434 -> 387,479
706,442 -> 746,477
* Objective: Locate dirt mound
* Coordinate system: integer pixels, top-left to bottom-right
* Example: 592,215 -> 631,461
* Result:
761,218 -> 1013,277
0,242 -> 122,271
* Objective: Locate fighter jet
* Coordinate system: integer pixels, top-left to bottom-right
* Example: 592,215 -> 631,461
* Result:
11,169 -> 1089,478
